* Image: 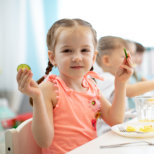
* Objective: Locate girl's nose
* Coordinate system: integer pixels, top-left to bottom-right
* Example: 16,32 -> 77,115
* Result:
72,52 -> 82,62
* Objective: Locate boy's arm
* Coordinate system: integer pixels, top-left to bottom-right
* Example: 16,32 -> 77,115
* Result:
99,53 -> 133,126
99,81 -> 126,126
126,80 -> 154,97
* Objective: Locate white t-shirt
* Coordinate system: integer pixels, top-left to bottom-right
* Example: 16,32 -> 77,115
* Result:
96,72 -> 115,102
95,72 -> 115,135
93,63 -> 115,102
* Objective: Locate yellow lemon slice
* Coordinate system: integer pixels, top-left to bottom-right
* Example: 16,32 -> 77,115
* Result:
126,126 -> 136,132
139,125 -> 154,132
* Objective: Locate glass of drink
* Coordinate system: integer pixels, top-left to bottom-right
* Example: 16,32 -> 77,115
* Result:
134,96 -> 154,122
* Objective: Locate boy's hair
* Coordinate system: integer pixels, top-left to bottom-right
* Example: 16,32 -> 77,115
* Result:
30,18 -> 97,105
133,42 -> 145,81
96,36 -> 128,66
135,42 -> 145,53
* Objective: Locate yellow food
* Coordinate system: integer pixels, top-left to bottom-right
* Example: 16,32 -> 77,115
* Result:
147,98 -> 154,102
126,125 -> 154,133
139,125 -> 154,132
139,120 -> 154,122
126,126 -> 136,132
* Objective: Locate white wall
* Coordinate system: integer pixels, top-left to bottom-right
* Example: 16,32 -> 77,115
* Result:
58,0 -> 154,79
0,0 -> 26,91
58,0 -> 154,47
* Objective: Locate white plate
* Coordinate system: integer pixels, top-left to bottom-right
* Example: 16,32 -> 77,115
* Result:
111,122 -> 154,138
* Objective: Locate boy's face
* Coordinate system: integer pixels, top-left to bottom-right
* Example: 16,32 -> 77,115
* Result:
107,47 -> 126,75
134,52 -> 144,65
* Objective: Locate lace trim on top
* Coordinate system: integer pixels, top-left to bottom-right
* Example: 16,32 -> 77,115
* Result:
47,71 -> 104,107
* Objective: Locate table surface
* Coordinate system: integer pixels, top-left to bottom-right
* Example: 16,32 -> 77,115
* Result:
68,121 -> 154,154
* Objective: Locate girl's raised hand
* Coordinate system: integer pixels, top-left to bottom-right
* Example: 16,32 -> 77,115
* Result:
16,69 -> 41,99
115,52 -> 134,82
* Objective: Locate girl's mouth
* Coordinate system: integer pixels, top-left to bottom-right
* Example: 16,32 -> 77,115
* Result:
71,66 -> 83,69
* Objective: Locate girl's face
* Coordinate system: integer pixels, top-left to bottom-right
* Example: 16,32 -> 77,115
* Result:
49,26 -> 97,79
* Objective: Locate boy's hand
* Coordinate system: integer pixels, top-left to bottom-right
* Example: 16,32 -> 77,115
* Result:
16,69 -> 41,99
115,53 -> 133,82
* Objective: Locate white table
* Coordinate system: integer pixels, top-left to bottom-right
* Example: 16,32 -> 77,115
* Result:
68,122 -> 154,154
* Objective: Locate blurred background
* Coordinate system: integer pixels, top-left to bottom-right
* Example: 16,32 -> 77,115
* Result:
0,0 -> 154,123
0,0 -> 154,153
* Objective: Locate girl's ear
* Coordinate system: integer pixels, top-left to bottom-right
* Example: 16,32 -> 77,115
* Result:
102,55 -> 111,66
92,51 -> 98,64
48,51 -> 56,66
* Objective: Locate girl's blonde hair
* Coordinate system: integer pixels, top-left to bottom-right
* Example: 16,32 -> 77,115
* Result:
30,18 -> 97,105
96,36 -> 129,66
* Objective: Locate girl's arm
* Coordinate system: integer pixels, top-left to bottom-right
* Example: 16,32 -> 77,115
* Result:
126,80 -> 154,97
17,69 -> 55,148
32,82 -> 55,148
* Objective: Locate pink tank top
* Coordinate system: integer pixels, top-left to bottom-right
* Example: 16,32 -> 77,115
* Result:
42,71 -> 103,154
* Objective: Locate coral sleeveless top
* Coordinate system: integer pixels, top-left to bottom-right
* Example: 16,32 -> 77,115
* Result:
42,71 -> 103,154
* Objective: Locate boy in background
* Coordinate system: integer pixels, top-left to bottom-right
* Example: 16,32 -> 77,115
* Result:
95,36 -> 154,135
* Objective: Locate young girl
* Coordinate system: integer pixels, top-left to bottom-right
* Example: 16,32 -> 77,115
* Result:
16,19 -> 133,154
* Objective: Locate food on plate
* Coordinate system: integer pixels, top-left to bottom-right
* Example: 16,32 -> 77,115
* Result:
126,124 -> 154,132
139,125 -> 154,132
126,126 -> 136,132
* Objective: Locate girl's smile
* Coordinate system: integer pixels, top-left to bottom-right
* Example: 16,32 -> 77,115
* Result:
70,65 -> 84,69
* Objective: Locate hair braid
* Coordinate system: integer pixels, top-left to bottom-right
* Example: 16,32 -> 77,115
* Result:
90,66 -> 94,71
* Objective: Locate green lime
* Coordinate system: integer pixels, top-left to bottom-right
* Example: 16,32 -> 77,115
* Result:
17,64 -> 31,72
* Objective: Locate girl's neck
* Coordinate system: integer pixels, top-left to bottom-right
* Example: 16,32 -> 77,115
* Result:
59,74 -> 87,92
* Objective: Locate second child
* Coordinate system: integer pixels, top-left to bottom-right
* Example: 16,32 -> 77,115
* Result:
96,36 -> 154,134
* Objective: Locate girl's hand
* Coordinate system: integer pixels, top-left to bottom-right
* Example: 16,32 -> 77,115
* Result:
16,69 -> 41,99
115,53 -> 134,83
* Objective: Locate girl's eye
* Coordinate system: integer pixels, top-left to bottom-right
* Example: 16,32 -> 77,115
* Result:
81,48 -> 90,52
63,49 -> 72,53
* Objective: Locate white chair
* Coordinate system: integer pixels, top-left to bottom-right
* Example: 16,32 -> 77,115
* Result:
5,118 -> 41,154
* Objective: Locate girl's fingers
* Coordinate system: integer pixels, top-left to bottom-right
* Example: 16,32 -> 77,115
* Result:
16,69 -> 23,82
17,69 -> 27,85
20,71 -> 32,89
20,69 -> 28,80
17,69 -> 33,91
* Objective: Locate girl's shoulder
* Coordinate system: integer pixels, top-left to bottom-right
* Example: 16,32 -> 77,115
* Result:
39,80 -> 55,91
39,80 -> 57,108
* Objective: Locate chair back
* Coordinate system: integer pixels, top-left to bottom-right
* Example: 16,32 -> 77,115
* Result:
5,118 -> 41,154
